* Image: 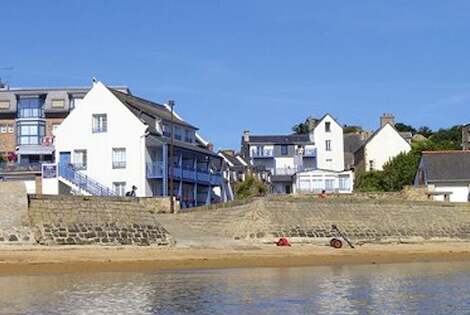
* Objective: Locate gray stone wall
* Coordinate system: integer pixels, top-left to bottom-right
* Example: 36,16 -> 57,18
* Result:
175,196 -> 470,243
0,182 -> 33,244
29,195 -> 173,246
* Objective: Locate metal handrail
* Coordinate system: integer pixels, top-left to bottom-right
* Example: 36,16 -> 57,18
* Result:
58,163 -> 116,196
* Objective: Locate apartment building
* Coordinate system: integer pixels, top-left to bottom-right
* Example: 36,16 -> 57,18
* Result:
43,81 -> 226,207
0,85 -> 128,164
241,114 -> 352,194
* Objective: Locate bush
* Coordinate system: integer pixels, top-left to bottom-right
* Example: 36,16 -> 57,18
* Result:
233,175 -> 267,200
355,171 -> 386,192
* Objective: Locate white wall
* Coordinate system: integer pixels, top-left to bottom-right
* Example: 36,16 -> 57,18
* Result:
433,185 -> 469,202
54,82 -> 149,196
313,114 -> 344,171
365,124 -> 411,171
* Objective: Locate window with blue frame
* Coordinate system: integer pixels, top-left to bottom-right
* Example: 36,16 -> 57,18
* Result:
16,121 -> 45,145
17,96 -> 45,118
281,145 -> 288,156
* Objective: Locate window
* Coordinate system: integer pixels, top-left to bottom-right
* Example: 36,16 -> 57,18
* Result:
325,140 -> 332,151
256,146 -> 263,157
51,99 -> 65,108
339,176 -> 350,190
113,182 -> 126,196
16,121 -> 45,145
325,122 -> 331,132
92,114 -> 107,133
112,148 -> 126,169
281,145 -> 288,156
369,160 -> 375,171
185,129 -> 194,143
174,126 -> 182,140
325,179 -> 334,191
17,96 -> 44,118
162,123 -> 172,137
0,100 -> 10,109
73,150 -> 87,170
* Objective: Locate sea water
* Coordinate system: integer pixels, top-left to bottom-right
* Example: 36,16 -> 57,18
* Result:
1,261 -> 470,314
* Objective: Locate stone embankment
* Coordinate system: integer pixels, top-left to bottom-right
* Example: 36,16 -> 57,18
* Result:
29,195 -> 174,246
173,195 -> 470,244
0,182 -> 33,244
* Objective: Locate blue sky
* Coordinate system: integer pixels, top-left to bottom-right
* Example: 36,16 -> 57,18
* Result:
3,1 -> 470,149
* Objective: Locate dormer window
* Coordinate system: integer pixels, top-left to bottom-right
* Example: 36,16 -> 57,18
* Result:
0,100 -> 10,109
51,99 -> 65,108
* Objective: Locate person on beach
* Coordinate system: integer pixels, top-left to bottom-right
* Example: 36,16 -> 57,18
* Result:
319,189 -> 327,199
126,185 -> 137,197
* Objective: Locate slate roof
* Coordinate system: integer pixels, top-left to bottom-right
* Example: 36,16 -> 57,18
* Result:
421,151 -> 470,182
219,151 -> 245,167
109,88 -> 198,130
248,134 -> 311,144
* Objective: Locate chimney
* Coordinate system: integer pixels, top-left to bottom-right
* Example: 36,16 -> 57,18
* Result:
243,130 -> 250,142
207,143 -> 214,151
380,113 -> 395,128
221,149 -> 235,156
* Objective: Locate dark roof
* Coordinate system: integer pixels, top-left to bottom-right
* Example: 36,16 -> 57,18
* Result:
421,151 -> 470,182
109,88 -> 198,130
219,151 -> 245,167
344,133 -> 365,153
248,134 -> 311,144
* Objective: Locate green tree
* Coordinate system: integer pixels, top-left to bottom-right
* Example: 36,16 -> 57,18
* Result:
429,125 -> 462,149
395,122 -> 416,134
417,126 -> 433,138
292,121 -> 310,134
233,175 -> 267,200
381,151 -> 421,191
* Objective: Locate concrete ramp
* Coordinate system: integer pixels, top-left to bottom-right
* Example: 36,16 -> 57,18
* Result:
0,182 -> 33,243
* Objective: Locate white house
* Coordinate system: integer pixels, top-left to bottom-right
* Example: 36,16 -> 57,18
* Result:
241,114 -> 352,194
354,123 -> 411,172
415,151 -> 470,202
43,81 -> 227,207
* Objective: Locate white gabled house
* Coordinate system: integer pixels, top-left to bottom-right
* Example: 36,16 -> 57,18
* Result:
354,122 -> 411,172
241,114 -> 353,194
42,81 -> 227,207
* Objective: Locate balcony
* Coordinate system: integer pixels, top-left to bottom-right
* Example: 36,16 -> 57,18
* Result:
146,161 -> 223,185
251,151 -> 274,159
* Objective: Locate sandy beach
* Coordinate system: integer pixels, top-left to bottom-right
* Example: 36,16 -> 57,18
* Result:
0,242 -> 469,274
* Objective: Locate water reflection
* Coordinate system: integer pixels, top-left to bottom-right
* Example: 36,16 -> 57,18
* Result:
1,262 -> 470,314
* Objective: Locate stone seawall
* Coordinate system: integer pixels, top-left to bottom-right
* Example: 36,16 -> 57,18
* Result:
29,195 -> 173,246
0,182 -> 33,244
173,196 -> 470,243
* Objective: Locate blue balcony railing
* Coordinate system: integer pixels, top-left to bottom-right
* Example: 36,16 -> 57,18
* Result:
146,161 -> 164,178
58,163 -> 116,196
146,161 -> 223,185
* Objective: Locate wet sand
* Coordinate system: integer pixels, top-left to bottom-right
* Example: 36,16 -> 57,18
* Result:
0,242 -> 469,274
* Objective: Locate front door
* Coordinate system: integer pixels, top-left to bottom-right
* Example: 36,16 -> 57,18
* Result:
59,152 -> 71,166
285,184 -> 291,194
